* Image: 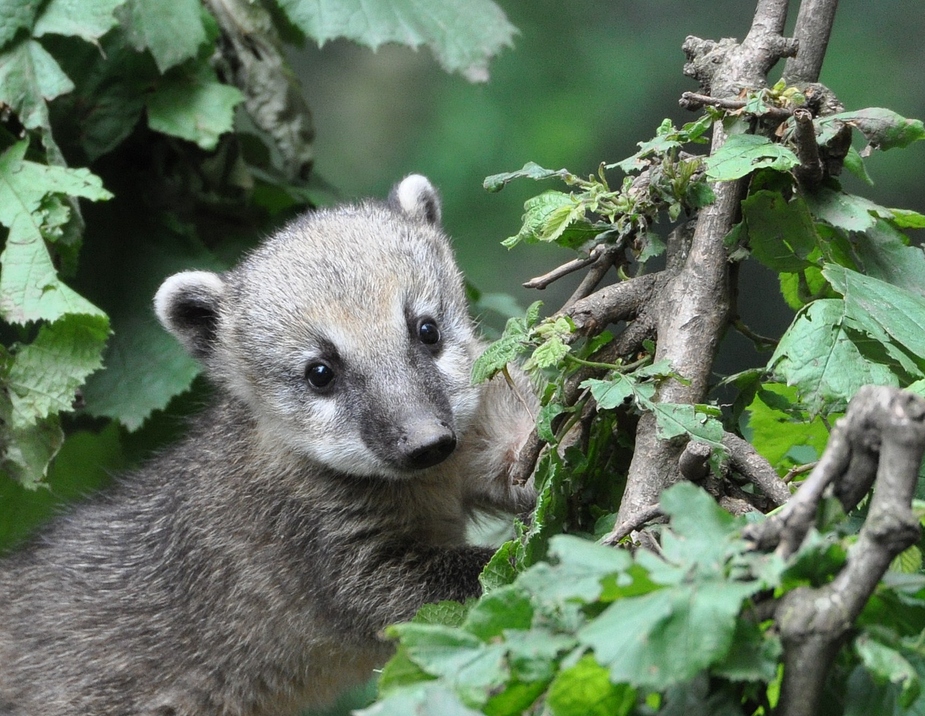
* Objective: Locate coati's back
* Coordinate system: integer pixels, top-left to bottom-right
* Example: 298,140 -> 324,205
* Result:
0,176 -> 534,716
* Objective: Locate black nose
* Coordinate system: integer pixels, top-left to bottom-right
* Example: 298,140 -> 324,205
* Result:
403,422 -> 457,469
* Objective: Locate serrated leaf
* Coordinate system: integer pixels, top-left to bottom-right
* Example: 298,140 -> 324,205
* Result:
377,646 -> 436,695
120,0 -> 206,73
852,219 -> 925,297
891,545 -> 923,574
650,402 -> 725,448
7,314 -> 109,428
356,683 -> 485,716
742,191 -> 817,272
463,586 -> 533,641
0,142 -> 111,324
0,411 -> 63,488
146,62 -> 243,150
825,264 -> 925,359
546,655 -> 636,716
744,384 -> 830,472
527,335 -> 570,370
81,231 -> 223,430
712,619 -> 782,683
34,0 -> 125,43
704,134 -> 799,181
276,0 -> 516,82
769,298 -> 898,416
504,190 -> 577,248
828,108 -> 925,151
414,601 -> 471,627
803,186 -> 879,232
582,375 -> 634,410
0,0 -> 40,49
484,162 -> 572,192
578,577 -> 756,689
0,37 -> 74,133
392,624 -> 508,707
479,540 -> 520,592
855,634 -> 920,707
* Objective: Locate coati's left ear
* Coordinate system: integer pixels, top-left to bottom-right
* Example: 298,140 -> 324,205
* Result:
154,271 -> 226,361
389,174 -> 442,225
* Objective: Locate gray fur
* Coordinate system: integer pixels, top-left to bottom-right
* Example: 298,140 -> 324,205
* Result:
0,175 -> 535,716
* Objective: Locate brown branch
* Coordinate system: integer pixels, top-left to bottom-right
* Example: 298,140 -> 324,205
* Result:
782,0 -> 841,84
523,254 -> 598,290
620,2 -> 798,525
770,386 -> 925,716
722,433 -> 791,507
791,107 -> 825,189
561,245 -> 622,311
601,503 -> 664,546
678,440 -> 712,482
679,91 -> 793,119
564,272 -> 659,336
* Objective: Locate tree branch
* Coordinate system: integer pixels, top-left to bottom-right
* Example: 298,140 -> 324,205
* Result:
619,2 -> 799,524
783,0 -> 841,84
766,386 -> 925,716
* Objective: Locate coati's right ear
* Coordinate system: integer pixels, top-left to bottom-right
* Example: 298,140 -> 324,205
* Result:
154,271 -> 225,360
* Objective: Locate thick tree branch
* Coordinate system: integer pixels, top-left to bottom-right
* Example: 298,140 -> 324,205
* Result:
619,1 -> 798,524
783,0 -> 841,84
761,386 -> 925,716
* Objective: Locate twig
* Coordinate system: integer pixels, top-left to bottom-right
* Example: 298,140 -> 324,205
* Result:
791,107 -> 825,189
679,91 -> 793,119
722,432 -> 791,507
601,503 -> 665,546
563,272 -> 659,336
561,245 -> 623,311
733,318 -> 778,350
678,440 -> 712,482
782,460 -> 818,483
523,254 -> 598,290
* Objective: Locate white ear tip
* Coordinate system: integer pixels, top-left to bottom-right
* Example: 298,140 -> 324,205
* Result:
154,271 -> 225,326
393,174 -> 441,224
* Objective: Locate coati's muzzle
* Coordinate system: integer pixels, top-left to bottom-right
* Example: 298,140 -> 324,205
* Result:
361,411 -> 458,472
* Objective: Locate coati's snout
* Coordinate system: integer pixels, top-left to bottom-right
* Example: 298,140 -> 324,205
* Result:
363,412 -> 458,472
400,419 -> 457,470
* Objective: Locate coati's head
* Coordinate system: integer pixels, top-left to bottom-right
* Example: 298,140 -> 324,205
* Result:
155,175 -> 481,478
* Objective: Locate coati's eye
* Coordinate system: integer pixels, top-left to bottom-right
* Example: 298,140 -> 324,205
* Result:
305,362 -> 335,390
417,319 -> 441,347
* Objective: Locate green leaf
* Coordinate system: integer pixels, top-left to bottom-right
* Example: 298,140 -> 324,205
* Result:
744,384 -> 830,472
484,162 -> 572,192
146,62 -> 244,151
704,134 -> 799,181
803,186 -> 879,232
0,37 -> 74,133
649,402 -> 725,448
517,535 -> 633,606
392,624 -> 508,707
377,646 -> 436,694
0,141 -> 111,324
583,375 -> 635,410
828,107 -> 925,152
825,264 -> 925,359
852,220 -> 925,297
34,0 -> 126,44
0,412 -> 63,488
578,577 -> 756,688
356,683 -> 485,716
0,0 -> 40,49
275,0 -> 516,82
479,540 -> 520,591
770,299 -> 898,415
855,634 -> 920,707
7,314 -> 109,428
81,230 -> 223,430
546,655 -> 636,716
463,586 -> 533,640
504,190 -> 586,248
120,0 -> 207,73
712,619 -> 782,682
741,191 -> 817,272
414,601 -> 471,627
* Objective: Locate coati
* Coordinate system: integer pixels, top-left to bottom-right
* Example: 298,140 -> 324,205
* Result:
0,175 -> 535,716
